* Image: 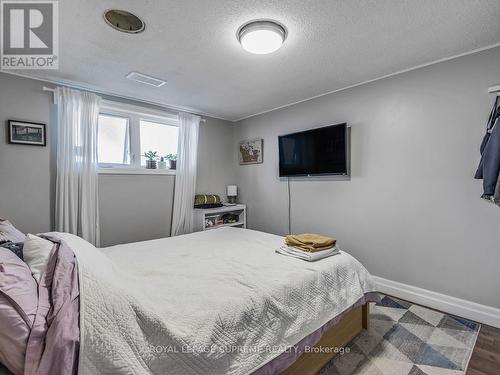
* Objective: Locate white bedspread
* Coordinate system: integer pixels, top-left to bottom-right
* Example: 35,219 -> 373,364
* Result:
54,227 -> 376,375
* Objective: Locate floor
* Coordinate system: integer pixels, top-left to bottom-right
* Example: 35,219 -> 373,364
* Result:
466,324 -> 500,375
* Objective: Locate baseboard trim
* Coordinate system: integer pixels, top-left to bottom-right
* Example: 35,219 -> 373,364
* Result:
373,276 -> 500,329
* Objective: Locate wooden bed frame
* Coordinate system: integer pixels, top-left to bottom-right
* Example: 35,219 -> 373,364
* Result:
282,304 -> 369,375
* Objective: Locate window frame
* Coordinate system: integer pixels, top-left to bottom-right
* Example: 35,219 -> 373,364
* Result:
98,100 -> 179,175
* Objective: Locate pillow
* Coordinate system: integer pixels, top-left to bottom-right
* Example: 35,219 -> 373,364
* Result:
22,234 -> 55,283
0,219 -> 26,243
0,248 -> 38,375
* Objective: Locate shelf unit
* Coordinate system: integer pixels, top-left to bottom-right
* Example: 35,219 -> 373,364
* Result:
193,204 -> 246,232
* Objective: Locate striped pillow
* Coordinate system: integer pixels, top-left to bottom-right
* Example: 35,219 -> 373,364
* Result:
0,219 -> 26,243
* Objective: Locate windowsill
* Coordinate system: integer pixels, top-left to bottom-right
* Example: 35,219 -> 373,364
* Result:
98,168 -> 176,175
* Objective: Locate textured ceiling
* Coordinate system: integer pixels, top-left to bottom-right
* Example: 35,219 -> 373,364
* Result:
13,0 -> 500,121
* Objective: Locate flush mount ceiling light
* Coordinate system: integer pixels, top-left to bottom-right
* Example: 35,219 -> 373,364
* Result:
237,20 -> 287,54
104,9 -> 145,34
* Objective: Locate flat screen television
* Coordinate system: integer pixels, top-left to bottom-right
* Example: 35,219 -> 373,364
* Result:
278,123 -> 349,177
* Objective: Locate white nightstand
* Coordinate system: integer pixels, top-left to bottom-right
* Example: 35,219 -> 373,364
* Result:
193,204 -> 246,232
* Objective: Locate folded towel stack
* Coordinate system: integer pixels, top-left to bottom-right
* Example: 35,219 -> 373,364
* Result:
277,245 -> 340,262
285,233 -> 336,253
277,233 -> 339,261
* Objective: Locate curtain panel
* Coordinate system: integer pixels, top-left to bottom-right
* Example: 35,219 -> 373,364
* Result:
55,87 -> 101,246
171,112 -> 201,236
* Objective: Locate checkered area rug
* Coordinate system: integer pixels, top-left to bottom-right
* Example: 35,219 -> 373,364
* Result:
318,295 -> 480,375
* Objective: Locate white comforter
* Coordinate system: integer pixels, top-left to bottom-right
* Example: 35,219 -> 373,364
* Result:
55,228 -> 376,375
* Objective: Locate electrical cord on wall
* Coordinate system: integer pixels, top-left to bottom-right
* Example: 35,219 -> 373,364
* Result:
287,177 -> 291,235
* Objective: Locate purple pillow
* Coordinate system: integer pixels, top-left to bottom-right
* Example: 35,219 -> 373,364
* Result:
0,248 -> 38,375
0,219 -> 26,243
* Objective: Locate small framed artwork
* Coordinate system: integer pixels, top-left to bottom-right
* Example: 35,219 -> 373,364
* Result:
8,120 -> 46,146
239,138 -> 263,165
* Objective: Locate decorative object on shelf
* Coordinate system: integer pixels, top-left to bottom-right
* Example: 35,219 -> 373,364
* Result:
165,153 -> 177,169
205,218 -> 216,228
227,185 -> 238,204
221,213 -> 239,224
194,194 -> 223,209
8,120 -> 46,146
143,150 -> 158,169
239,138 -> 263,164
157,157 -> 167,169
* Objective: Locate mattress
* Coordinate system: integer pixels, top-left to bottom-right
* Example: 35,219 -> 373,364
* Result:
55,227 -> 377,375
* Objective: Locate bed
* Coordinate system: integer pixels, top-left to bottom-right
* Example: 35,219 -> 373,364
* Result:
1,226 -> 378,375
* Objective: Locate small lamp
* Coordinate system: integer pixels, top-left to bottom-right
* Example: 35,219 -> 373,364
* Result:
227,185 -> 238,204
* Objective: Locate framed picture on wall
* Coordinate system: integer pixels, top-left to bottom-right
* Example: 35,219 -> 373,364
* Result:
8,120 -> 46,146
239,138 -> 263,164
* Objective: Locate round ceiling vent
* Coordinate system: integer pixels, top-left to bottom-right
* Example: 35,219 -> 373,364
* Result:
103,10 -> 145,34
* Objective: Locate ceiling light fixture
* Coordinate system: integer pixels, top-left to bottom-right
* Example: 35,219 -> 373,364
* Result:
237,20 -> 287,55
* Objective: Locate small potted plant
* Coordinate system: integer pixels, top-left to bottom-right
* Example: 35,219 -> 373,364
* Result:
157,156 -> 167,169
143,151 -> 159,169
165,153 -> 177,170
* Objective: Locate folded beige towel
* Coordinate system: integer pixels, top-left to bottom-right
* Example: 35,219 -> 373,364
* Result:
285,233 -> 336,253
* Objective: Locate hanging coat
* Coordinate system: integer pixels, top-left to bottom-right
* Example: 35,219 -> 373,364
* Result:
494,172 -> 500,205
475,97 -> 500,197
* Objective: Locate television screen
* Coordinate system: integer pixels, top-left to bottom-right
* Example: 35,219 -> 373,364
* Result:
278,123 -> 348,177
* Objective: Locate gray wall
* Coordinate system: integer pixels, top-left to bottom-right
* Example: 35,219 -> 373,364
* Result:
0,72 -> 235,246
99,175 -> 175,246
234,47 -> 500,309
0,74 -> 55,233
197,117 -> 236,195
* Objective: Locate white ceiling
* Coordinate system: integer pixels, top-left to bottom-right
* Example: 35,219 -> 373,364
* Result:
14,0 -> 500,121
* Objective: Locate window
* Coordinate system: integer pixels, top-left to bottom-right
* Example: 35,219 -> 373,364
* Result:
98,115 -> 130,165
97,101 -> 179,172
140,120 -> 179,166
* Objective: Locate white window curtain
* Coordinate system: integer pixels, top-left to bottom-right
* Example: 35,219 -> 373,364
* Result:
171,112 -> 200,236
55,87 -> 102,246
